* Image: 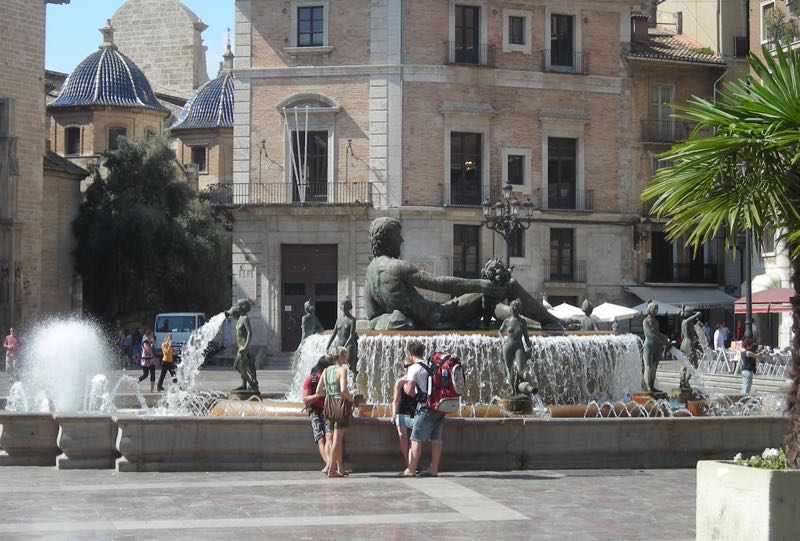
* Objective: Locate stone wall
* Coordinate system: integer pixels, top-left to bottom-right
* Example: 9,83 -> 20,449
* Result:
0,0 -> 50,330
111,0 -> 209,97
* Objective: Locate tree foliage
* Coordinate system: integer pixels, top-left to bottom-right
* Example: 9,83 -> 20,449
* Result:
73,136 -> 230,325
641,46 -> 800,467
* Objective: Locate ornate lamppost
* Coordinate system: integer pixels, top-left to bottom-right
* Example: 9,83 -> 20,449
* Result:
481,184 -> 535,266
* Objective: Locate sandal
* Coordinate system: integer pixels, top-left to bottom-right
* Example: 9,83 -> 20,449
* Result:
395,471 -> 416,478
327,471 -> 345,478
416,471 -> 438,477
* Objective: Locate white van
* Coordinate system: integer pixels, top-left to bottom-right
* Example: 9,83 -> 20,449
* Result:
153,312 -> 206,358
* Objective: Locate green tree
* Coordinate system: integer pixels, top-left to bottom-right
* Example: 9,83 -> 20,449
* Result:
73,136 -> 230,325
642,47 -> 800,466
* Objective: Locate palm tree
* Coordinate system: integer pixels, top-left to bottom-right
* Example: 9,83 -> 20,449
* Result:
642,46 -> 800,467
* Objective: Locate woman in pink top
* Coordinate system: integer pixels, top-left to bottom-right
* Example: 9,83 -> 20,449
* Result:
137,330 -> 157,393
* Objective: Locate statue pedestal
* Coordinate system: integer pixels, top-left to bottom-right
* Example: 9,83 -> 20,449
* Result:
500,395 -> 533,414
631,392 -> 668,404
228,390 -> 261,400
670,389 -> 705,403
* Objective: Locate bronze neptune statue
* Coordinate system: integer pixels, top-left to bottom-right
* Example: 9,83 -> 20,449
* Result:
364,217 -> 560,330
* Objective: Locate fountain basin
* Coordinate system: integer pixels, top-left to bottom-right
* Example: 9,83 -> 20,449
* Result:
111,414 -> 788,472
55,414 -> 119,469
0,412 -> 60,466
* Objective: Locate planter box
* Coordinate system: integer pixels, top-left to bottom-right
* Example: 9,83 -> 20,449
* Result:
55,414 -> 119,469
0,412 -> 59,466
697,460 -> 800,541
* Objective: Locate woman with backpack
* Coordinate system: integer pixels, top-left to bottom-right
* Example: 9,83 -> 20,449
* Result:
316,345 -> 355,478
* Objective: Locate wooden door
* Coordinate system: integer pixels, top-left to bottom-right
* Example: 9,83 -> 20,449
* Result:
280,244 -> 338,351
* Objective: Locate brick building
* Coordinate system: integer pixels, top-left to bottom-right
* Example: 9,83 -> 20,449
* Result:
0,0 -> 87,334
222,0 -> 667,353
110,0 -> 209,99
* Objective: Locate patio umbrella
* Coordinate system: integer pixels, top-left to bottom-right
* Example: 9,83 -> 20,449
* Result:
632,301 -> 682,316
592,302 -> 639,323
549,302 -> 584,320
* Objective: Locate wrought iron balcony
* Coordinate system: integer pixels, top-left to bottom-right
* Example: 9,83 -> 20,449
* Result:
544,259 -> 587,283
528,187 -> 594,212
202,182 -> 373,207
645,262 -> 719,284
446,42 -> 496,67
543,50 -> 590,75
641,119 -> 690,143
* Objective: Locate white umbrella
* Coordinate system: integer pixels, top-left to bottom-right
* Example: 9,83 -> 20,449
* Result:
549,302 -> 584,320
633,301 -> 682,316
592,302 -> 639,323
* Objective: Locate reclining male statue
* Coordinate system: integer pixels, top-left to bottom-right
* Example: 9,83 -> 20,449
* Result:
364,217 -> 561,330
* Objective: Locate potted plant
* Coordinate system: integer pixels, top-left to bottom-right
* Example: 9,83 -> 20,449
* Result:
696,449 -> 800,541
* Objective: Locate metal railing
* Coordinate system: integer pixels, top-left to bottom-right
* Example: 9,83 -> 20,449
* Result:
641,119 -> 691,143
530,187 -> 594,211
543,50 -> 590,75
544,259 -> 587,283
446,42 -> 496,67
645,262 -> 718,284
203,182 -> 372,207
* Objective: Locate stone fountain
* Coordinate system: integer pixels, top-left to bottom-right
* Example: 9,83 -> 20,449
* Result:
0,217 -> 790,472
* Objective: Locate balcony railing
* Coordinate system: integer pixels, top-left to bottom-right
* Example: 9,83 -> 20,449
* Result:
203,182 -> 373,207
543,50 -> 590,75
645,263 -> 718,284
545,259 -> 587,283
641,119 -> 691,143
446,42 -> 496,66
529,187 -> 594,211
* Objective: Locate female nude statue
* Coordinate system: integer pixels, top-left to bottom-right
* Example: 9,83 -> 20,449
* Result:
498,299 -> 534,394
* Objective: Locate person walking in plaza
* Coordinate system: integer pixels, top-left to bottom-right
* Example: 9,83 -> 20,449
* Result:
131,328 -> 143,366
391,356 -> 418,468
138,330 -> 157,393
402,340 -> 444,478
120,329 -> 133,368
740,338 -> 759,394
713,323 -> 725,351
4,328 -> 18,381
157,334 -> 177,392
316,345 -> 354,478
721,321 -> 732,349
303,356 -> 332,474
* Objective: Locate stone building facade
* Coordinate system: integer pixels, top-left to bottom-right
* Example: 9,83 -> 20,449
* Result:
228,0 -> 661,353
110,0 -> 209,98
0,0 -> 79,333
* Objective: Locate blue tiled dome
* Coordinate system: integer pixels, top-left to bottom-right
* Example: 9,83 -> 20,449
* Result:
171,71 -> 234,131
50,22 -> 167,113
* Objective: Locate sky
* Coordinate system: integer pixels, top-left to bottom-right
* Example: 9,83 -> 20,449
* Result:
45,0 -> 234,77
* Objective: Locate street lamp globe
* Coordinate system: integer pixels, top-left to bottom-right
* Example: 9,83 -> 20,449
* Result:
502,183 -> 513,200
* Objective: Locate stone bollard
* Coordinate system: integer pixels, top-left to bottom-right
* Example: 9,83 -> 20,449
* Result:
0,412 -> 60,466
55,414 -> 119,469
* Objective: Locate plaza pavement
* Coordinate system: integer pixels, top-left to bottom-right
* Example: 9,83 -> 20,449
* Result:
0,467 -> 696,540
0,360 -> 766,540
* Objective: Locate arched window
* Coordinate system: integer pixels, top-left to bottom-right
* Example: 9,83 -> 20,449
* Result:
65,127 -> 81,156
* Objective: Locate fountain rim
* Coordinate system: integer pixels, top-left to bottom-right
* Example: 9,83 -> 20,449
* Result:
353,330 -> 616,337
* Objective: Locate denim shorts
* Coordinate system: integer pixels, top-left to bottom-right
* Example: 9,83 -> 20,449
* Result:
410,407 -> 445,443
308,409 -> 327,442
395,414 -> 415,430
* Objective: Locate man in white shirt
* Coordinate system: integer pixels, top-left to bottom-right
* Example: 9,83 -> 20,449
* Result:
713,323 -> 725,351
401,340 -> 444,478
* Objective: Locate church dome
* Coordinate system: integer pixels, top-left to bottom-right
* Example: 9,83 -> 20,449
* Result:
49,21 -> 167,114
171,46 -> 234,131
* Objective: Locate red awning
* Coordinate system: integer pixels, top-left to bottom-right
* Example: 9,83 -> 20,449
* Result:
734,288 -> 794,314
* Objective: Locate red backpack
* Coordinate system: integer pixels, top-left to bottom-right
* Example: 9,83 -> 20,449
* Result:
419,352 -> 465,414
